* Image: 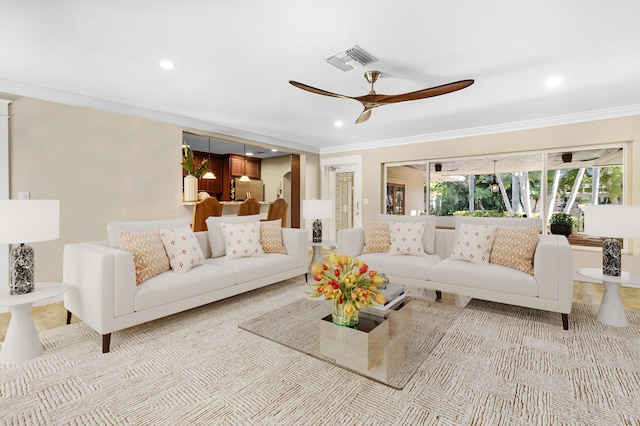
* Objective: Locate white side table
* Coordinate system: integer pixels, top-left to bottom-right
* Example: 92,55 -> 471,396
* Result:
307,240 -> 335,281
576,268 -> 640,327
0,282 -> 68,364
309,240 -> 335,267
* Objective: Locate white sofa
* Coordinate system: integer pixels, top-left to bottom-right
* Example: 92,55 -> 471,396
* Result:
63,217 -> 308,352
338,215 -> 574,329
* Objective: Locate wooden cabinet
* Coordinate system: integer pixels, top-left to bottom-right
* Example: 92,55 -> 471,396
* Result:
386,183 -> 405,215
229,154 -> 261,179
192,151 -> 223,196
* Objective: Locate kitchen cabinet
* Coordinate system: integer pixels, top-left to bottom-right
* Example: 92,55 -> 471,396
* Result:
192,151 -> 223,195
229,154 -> 261,179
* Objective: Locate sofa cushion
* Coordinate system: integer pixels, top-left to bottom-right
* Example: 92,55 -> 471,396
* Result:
490,226 -> 540,275
207,253 -> 297,283
118,229 -> 170,285
159,226 -> 205,273
358,253 -> 441,281
260,219 -> 287,254
206,214 -> 260,258
428,258 -> 538,297
107,218 -> 190,248
362,221 -> 391,254
135,264 -> 236,311
450,223 -> 497,266
220,221 -> 264,259
378,214 -> 437,254
388,221 -> 427,256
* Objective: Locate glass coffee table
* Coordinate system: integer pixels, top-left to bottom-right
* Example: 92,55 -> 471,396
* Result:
239,297 -> 460,389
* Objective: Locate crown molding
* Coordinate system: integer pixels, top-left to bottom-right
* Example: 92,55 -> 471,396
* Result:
320,104 -> 640,155
0,78 -> 320,155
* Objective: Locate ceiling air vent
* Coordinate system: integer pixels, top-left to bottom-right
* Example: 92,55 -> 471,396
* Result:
323,44 -> 377,72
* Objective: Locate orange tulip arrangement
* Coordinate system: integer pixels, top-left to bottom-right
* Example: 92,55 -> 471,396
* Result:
309,253 -> 386,326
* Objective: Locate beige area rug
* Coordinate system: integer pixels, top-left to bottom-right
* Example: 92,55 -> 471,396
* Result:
1,278 -> 639,425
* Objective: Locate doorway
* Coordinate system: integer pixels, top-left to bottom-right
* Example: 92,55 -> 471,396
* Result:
321,156 -> 362,241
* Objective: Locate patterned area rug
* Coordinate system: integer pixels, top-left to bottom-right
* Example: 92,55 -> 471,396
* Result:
1,278 -> 639,425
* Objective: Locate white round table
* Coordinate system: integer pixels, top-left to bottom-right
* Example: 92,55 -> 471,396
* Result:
0,282 -> 68,364
576,268 -> 640,327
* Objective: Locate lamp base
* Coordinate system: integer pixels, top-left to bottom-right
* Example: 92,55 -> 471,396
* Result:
312,219 -> 322,243
10,243 -> 35,295
602,238 -> 621,277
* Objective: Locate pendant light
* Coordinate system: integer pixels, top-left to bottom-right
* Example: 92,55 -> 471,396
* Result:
490,160 -> 500,193
202,137 -> 216,179
239,144 -> 250,182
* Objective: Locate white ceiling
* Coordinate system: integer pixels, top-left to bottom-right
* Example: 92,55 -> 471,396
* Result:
2,1 -> 640,155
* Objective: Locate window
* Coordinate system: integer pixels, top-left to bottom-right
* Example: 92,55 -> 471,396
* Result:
384,144 -> 626,246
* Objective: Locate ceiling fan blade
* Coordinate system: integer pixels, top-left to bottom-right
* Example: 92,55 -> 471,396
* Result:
355,108 -> 372,124
377,79 -> 474,104
289,80 -> 352,100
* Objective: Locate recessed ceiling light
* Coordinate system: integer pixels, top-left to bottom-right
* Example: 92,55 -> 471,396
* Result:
271,149 -> 278,152
160,60 -> 174,70
334,120 -> 344,127
546,75 -> 563,88
246,152 -> 254,156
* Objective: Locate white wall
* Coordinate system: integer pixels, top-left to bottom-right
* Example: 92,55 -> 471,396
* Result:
261,155 -> 291,203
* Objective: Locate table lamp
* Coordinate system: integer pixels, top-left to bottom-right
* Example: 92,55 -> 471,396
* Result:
303,199 -> 333,243
583,204 -> 640,276
0,200 -> 60,294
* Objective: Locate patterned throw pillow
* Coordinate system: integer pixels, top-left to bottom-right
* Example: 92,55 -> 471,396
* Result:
220,221 -> 265,260
388,221 -> 427,256
159,226 -> 206,273
118,229 -> 170,284
451,223 -> 497,266
206,214 -> 260,258
490,225 -> 540,274
260,219 -> 287,254
362,221 -> 391,254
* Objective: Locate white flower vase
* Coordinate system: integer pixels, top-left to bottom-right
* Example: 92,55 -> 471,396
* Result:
183,175 -> 198,202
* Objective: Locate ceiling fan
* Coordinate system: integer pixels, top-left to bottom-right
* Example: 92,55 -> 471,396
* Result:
289,71 -> 474,124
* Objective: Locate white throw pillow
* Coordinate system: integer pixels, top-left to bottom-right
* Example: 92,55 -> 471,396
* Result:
388,221 -> 427,256
378,214 -> 437,254
450,223 -> 497,265
206,214 -> 260,258
220,221 -> 264,260
159,226 -> 206,273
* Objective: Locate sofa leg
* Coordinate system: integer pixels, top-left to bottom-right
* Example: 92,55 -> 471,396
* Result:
66,310 -> 73,325
561,313 -> 569,330
102,334 -> 112,353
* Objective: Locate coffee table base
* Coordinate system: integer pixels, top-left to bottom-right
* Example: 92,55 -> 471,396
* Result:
319,303 -> 411,381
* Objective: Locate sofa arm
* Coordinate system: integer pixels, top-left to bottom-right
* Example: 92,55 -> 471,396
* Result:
63,242 -> 137,334
282,228 -> 308,269
337,227 -> 364,257
534,234 -> 574,309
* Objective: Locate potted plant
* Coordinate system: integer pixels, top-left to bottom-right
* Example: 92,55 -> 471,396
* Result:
181,143 -> 209,202
550,212 -> 573,237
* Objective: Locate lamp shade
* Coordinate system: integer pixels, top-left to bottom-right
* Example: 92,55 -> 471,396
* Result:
303,199 -> 333,220
583,205 -> 640,238
0,200 -> 60,243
